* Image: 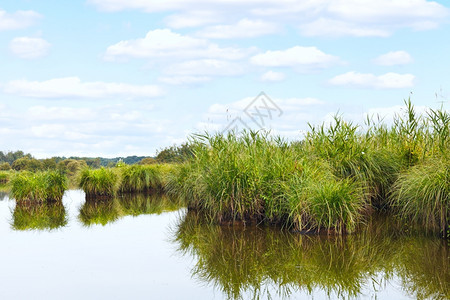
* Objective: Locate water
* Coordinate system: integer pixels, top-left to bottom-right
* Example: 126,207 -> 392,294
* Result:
0,190 -> 448,300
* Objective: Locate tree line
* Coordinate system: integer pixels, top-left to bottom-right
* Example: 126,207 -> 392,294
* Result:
0,143 -> 194,172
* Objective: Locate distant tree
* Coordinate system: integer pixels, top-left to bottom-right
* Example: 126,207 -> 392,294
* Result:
41,158 -> 57,170
85,158 -> 101,169
0,162 -> 11,170
156,143 -> 193,163
58,159 -> 88,177
139,157 -> 157,165
11,157 -> 43,171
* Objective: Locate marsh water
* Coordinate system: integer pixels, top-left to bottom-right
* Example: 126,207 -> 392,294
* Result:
0,190 -> 448,300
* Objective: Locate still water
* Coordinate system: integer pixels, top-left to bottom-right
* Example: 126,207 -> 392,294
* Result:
0,190 -> 448,300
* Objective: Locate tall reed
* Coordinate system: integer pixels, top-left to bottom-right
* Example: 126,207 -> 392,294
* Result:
390,157 -> 449,237
79,167 -> 118,199
10,170 -> 68,203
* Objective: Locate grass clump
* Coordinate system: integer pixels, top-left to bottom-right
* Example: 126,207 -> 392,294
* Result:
10,170 -> 68,203
79,167 -> 118,199
0,171 -> 11,184
118,164 -> 163,193
390,157 -> 449,237
168,131 -> 367,233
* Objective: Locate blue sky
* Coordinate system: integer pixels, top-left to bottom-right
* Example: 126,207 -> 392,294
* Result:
0,0 -> 449,158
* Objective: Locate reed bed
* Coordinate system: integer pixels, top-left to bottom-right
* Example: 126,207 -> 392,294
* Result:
168,100 -> 449,236
10,170 -> 68,203
0,171 -> 11,185
79,167 -> 118,199
167,132 -> 367,233
118,164 -> 165,193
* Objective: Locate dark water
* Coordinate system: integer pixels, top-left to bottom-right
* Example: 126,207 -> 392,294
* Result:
0,190 -> 448,299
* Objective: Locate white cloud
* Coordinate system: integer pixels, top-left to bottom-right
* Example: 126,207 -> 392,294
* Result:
165,11 -> 221,29
250,46 -> 341,71
158,75 -> 211,85
27,106 -> 97,121
164,59 -> 245,76
202,95 -> 326,134
299,18 -> 390,37
260,71 -> 285,82
329,71 -> 415,89
0,9 -> 42,31
9,37 -> 51,59
104,29 -> 248,61
88,0 -> 448,37
3,77 -> 163,99
197,18 -> 279,39
373,51 -> 413,66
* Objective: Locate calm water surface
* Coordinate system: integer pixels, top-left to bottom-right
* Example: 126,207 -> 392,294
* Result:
0,190 -> 448,300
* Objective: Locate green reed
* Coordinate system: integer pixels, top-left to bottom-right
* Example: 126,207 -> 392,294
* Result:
79,167 -> 119,199
10,170 -> 68,203
118,164 -> 164,193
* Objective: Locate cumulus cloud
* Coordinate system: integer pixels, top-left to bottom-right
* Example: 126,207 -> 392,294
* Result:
104,29 -> 248,61
0,9 -> 42,31
88,0 -> 448,37
9,37 -> 51,59
3,77 -> 163,98
202,95 -> 325,135
165,10 -> 221,29
164,59 -> 245,77
158,75 -> 211,85
373,51 -> 413,66
250,46 -> 341,71
329,71 -> 415,89
260,71 -> 285,82
196,18 -> 279,39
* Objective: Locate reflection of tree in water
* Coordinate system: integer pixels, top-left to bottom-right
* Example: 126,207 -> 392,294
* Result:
173,211 -> 449,300
12,202 -> 67,231
0,191 -> 9,201
78,193 -> 184,226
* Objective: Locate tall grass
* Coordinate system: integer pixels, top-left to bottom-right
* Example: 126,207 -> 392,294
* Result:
0,171 -> 10,184
168,131 -> 367,233
79,167 -> 118,199
390,157 -> 449,237
167,100 -> 449,236
118,164 -> 164,193
10,171 -> 68,203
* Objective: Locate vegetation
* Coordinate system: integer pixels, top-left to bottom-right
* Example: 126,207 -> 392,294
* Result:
10,171 -> 68,203
79,168 -> 118,199
119,164 -> 164,193
168,100 -> 449,236
0,170 -> 12,184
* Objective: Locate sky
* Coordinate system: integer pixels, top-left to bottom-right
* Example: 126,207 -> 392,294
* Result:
0,0 -> 449,158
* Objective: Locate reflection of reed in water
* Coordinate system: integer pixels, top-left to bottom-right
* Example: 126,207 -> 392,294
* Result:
173,211 -> 449,300
11,202 -> 67,231
78,193 -> 184,226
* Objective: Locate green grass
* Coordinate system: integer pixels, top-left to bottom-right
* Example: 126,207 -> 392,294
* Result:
10,170 -> 68,203
118,164 -> 163,193
0,171 -> 10,184
168,131 -> 367,233
167,100 -> 449,236
390,157 -> 449,237
79,167 -> 118,199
